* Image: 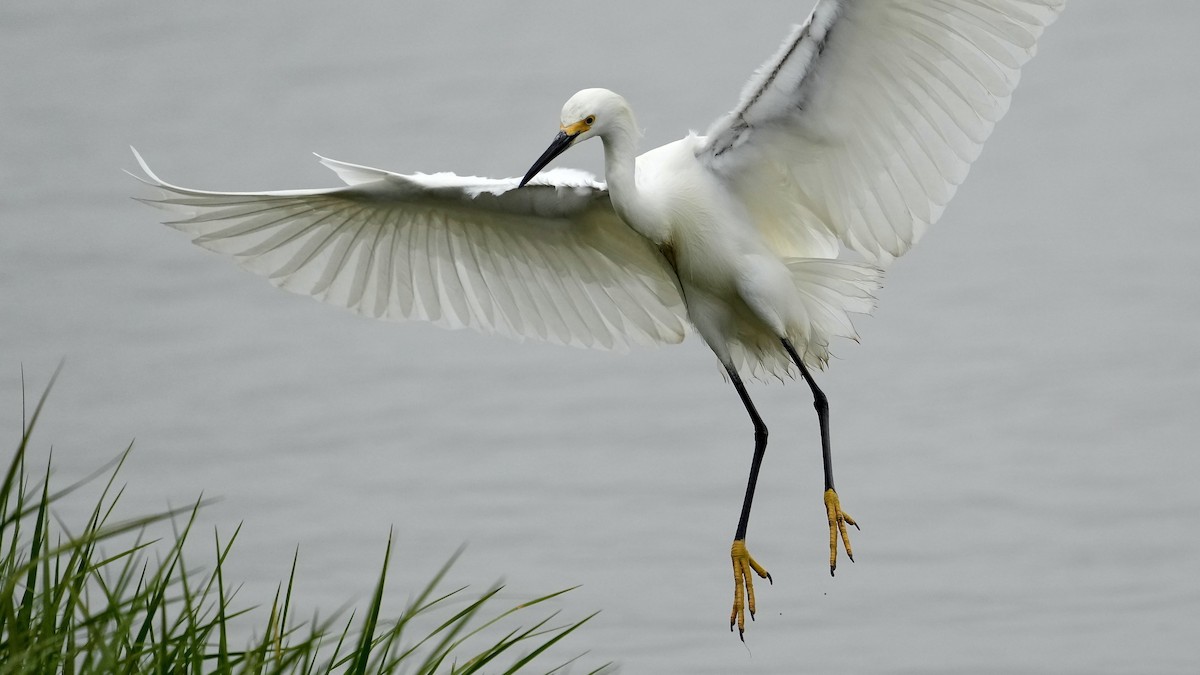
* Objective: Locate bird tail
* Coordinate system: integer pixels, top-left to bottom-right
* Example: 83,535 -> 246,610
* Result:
729,258 -> 882,380
786,258 -> 883,369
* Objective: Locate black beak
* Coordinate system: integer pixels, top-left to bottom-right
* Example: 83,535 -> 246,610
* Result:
519,130 -> 576,187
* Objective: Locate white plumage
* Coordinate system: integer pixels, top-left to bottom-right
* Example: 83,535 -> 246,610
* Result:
133,0 -> 1064,637
135,154 -> 689,353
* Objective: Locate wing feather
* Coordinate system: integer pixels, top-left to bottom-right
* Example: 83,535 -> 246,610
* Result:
132,149 -> 688,350
701,0 -> 1064,264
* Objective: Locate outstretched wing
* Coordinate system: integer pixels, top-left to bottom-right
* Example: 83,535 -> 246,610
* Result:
132,149 -> 688,351
700,0 -> 1064,264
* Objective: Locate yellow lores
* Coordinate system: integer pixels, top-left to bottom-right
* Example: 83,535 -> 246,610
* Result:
560,115 -> 594,136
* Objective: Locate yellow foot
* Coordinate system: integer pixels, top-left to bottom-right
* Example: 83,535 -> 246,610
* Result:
730,539 -> 771,640
825,488 -> 859,576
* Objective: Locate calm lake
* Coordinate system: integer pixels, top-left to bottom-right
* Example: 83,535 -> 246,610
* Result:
2,1 -> 1198,672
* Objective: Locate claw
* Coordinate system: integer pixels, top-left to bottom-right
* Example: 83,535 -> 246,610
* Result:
730,539 -> 771,639
825,489 -> 857,576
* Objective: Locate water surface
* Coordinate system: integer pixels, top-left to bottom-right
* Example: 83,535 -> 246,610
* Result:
2,2 -> 1198,672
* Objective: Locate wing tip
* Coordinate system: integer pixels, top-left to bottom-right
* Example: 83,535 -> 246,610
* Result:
128,146 -> 166,186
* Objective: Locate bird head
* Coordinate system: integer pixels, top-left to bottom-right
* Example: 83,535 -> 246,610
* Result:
519,88 -> 630,187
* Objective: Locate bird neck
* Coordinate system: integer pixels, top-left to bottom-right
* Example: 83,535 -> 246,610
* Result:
601,122 -> 662,242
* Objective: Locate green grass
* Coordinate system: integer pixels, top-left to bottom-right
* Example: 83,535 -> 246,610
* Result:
1,369 -> 609,674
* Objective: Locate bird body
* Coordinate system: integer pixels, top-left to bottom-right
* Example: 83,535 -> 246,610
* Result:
538,89 -> 882,377
133,0 -> 1065,638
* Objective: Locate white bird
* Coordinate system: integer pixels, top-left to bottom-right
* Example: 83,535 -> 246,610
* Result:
133,0 -> 1064,638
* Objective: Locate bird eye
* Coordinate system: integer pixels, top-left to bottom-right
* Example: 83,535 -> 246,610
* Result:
585,115 -> 596,125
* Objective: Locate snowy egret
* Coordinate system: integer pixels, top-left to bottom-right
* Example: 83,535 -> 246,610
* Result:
133,0 -> 1064,638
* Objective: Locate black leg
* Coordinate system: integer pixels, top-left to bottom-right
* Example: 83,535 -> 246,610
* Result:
726,363 -> 772,639
781,338 -> 858,575
727,365 -> 768,541
780,339 -> 834,491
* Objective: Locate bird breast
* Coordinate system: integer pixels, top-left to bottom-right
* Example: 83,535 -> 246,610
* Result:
633,136 -> 766,286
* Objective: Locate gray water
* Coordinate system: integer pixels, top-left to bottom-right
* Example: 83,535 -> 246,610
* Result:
2,2 -> 1198,672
